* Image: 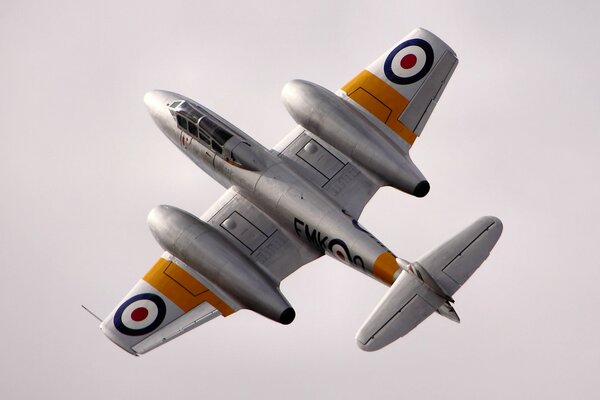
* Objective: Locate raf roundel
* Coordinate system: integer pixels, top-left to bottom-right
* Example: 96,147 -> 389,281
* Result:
114,293 -> 167,336
383,38 -> 434,85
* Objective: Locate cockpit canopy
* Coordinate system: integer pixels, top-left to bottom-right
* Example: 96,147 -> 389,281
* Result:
167,99 -> 266,171
168,100 -> 236,155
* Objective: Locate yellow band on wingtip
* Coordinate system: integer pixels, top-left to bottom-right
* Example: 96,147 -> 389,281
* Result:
342,70 -> 417,145
144,258 -> 234,316
372,251 -> 400,285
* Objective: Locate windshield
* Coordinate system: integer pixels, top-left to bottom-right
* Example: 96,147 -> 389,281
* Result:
171,101 -> 204,124
170,100 -> 237,149
198,116 -> 233,145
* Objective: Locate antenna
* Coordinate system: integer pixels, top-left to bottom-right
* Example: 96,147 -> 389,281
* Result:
81,305 -> 103,323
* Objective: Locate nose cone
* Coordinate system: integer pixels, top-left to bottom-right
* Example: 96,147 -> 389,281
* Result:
147,205 -> 181,248
147,205 -> 200,254
281,79 -> 318,116
144,90 -> 178,131
144,90 -> 175,111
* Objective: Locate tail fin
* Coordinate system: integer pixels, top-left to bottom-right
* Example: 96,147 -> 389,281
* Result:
356,217 -> 502,351
340,28 -> 458,148
416,216 -> 503,296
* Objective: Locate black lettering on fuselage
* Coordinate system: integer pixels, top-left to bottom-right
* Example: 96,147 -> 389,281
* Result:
305,224 -> 321,251
294,218 -> 305,237
318,232 -> 328,250
296,217 -> 328,252
294,216 -> 366,268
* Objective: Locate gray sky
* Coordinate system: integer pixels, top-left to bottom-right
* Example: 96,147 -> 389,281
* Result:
1,1 -> 599,399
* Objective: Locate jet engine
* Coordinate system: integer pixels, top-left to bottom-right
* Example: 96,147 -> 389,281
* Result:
147,205 -> 295,325
282,79 -> 429,197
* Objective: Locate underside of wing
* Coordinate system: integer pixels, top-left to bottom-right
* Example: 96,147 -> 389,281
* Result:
278,28 -> 458,200
339,28 -> 458,149
101,252 -> 238,355
200,187 -> 322,281
102,188 -> 322,355
274,126 -> 380,218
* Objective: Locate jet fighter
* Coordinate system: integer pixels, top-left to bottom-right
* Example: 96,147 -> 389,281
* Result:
100,28 -> 503,355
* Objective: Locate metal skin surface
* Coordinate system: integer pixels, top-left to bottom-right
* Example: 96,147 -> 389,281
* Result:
281,79 -> 429,197
355,217 -> 503,351
101,29 -> 502,354
147,205 -> 295,325
145,91 -> 402,285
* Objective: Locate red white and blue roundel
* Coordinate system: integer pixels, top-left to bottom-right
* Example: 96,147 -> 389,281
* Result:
384,38 -> 434,85
114,293 -> 167,336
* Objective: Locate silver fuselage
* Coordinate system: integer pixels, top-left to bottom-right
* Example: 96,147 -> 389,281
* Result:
144,90 -> 400,285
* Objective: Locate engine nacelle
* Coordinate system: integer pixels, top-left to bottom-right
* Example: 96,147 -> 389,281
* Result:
147,205 -> 295,325
282,79 -> 429,197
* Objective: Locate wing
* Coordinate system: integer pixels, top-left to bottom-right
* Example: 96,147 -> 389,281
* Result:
273,126 -> 380,219
101,188 -> 321,355
199,187 -> 321,281
339,27 -> 458,150
274,28 -> 458,216
101,252 -> 238,355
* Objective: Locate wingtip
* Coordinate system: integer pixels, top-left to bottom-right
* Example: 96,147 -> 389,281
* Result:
355,337 -> 380,352
483,216 -> 503,234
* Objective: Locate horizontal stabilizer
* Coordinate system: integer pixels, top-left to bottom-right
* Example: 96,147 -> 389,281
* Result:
356,269 -> 445,351
416,216 -> 503,297
355,216 -> 502,351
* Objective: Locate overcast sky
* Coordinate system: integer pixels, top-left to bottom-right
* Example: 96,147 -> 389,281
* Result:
1,1 -> 599,399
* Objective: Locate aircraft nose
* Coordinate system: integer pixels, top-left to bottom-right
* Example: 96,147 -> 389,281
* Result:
143,90 -> 156,111
144,90 -> 172,114
144,90 -> 177,129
